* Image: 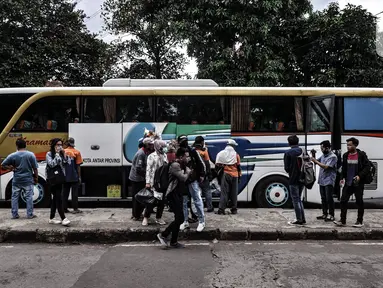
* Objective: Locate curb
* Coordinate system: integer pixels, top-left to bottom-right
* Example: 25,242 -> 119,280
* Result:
1,227 -> 383,243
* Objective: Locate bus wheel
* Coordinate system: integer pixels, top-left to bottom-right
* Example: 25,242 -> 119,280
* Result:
18,178 -> 50,208
255,176 -> 292,208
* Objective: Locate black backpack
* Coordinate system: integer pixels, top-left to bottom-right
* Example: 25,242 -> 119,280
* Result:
364,160 -> 376,185
153,163 -> 170,193
298,149 -> 316,189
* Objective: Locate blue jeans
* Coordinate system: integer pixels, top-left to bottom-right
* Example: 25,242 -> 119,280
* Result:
183,181 -> 205,223
289,185 -> 305,222
12,184 -> 34,218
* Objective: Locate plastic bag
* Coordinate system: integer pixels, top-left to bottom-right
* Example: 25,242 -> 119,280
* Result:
135,188 -> 156,205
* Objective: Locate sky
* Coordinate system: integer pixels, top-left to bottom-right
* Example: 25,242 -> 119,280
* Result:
76,0 -> 383,77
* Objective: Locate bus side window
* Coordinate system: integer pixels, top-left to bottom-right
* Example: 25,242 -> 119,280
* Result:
13,96 -> 78,132
344,97 -> 383,131
117,97 -> 153,123
156,96 -> 228,124
231,96 -> 304,132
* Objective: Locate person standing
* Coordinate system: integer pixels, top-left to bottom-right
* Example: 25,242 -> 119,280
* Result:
46,138 -> 70,226
157,148 -> 192,249
178,135 -> 206,232
284,135 -> 306,225
1,138 -> 38,219
193,136 -> 214,212
143,140 -> 168,226
63,137 -> 83,214
215,139 -> 241,215
311,140 -> 337,222
129,137 -> 154,220
334,137 -> 370,228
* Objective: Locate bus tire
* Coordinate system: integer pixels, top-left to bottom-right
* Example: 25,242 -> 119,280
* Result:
254,176 -> 292,208
7,178 -> 50,209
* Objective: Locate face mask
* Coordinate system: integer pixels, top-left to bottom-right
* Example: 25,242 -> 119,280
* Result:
162,147 -> 168,154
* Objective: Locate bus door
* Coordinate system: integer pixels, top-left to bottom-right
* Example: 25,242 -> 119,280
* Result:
305,94 -> 336,201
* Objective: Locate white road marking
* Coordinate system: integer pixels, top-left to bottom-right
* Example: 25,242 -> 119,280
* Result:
115,242 -> 210,247
0,245 -> 14,248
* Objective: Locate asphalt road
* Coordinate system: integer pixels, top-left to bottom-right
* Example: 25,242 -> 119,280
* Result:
1,241 -> 383,288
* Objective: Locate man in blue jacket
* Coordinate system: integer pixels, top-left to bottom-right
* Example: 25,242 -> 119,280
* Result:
284,135 -> 306,225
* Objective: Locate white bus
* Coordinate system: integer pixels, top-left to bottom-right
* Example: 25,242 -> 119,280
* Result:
0,81 -> 381,208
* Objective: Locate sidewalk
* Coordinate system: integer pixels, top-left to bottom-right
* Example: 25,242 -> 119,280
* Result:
0,208 -> 383,243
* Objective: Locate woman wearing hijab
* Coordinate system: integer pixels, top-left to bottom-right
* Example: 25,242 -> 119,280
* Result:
143,140 -> 168,226
215,139 -> 241,215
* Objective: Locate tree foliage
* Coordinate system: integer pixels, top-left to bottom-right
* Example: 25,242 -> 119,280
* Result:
102,0 -> 188,79
0,0 -> 112,87
296,3 -> 383,87
172,0 -> 383,87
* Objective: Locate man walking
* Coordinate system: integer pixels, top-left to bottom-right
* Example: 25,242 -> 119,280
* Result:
284,135 -> 306,225
215,139 -> 241,215
157,148 -> 192,249
129,137 -> 154,220
1,138 -> 38,219
178,135 -> 206,232
311,140 -> 337,222
334,137 -> 370,228
63,137 -> 83,214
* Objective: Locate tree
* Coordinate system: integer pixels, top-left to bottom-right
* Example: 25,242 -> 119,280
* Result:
0,0 -> 112,87
102,0 -> 188,79
295,3 -> 383,87
171,0 -> 313,86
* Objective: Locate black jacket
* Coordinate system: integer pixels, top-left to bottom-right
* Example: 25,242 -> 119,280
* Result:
341,149 -> 370,185
186,146 -> 206,182
284,146 -> 303,185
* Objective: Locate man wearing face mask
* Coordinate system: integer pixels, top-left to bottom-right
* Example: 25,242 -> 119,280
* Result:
129,137 -> 154,220
311,140 -> 337,222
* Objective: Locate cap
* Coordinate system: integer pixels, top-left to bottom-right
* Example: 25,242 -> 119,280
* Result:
227,139 -> 238,146
142,137 -> 154,145
67,137 -> 75,147
177,135 -> 188,144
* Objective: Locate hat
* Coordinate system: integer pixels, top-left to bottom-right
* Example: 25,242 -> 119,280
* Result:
177,135 -> 188,144
67,137 -> 75,147
142,137 -> 154,145
227,139 -> 238,146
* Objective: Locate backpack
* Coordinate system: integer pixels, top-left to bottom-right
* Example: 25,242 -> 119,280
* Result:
298,149 -> 316,189
153,163 -> 170,193
364,160 -> 376,185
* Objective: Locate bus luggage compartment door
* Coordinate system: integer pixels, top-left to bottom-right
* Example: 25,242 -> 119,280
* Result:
69,123 -> 122,167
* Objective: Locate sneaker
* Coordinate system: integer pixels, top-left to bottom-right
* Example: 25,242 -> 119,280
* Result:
72,210 -> 83,214
157,233 -> 169,247
215,210 -> 225,215
333,220 -> 346,227
62,218 -> 71,226
288,220 -> 304,226
316,215 -> 327,220
231,209 -> 238,215
49,219 -> 62,224
352,222 -> 364,228
64,210 -> 70,214
179,222 -> 189,231
207,208 -> 214,213
12,215 -> 20,219
156,219 -> 166,225
188,217 -> 198,223
27,215 -> 37,219
169,242 -> 185,249
142,217 -> 149,226
325,216 -> 335,222
197,222 -> 205,232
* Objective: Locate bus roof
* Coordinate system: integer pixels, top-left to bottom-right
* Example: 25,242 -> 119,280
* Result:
102,78 -> 219,87
1,86 -> 383,96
